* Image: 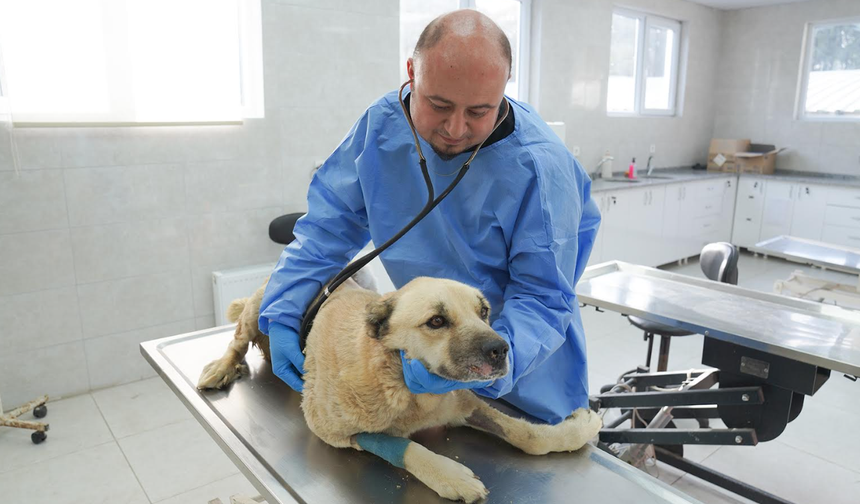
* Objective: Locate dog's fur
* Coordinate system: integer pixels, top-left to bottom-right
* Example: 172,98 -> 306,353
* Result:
198,276 -> 601,503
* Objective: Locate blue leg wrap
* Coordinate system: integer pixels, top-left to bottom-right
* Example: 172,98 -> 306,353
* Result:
355,432 -> 411,469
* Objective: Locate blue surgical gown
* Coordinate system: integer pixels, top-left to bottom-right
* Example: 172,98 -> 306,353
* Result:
259,89 -> 601,424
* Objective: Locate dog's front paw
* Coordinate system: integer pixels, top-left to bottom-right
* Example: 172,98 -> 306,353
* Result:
555,407 -> 602,452
424,455 -> 488,503
197,359 -> 248,390
406,445 -> 488,503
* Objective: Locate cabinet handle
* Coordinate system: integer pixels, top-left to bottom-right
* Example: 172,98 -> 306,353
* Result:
805,187 -> 810,195
705,205 -> 712,210
746,218 -> 752,221
852,217 -> 860,221
851,237 -> 860,241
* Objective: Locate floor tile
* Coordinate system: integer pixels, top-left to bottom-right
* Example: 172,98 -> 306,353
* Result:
700,440 -> 860,504
119,418 -> 239,502
0,394 -> 113,474
0,442 -> 149,504
153,472 -> 261,504
92,376 -> 193,439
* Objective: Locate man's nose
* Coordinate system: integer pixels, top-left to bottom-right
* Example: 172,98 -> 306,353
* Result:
482,339 -> 509,364
445,113 -> 468,139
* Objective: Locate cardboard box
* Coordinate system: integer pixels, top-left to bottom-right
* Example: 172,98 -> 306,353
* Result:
736,144 -> 784,175
707,139 -> 751,172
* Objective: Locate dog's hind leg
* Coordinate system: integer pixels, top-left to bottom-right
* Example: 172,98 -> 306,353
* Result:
197,319 -> 252,390
353,433 -> 488,503
462,399 -> 602,456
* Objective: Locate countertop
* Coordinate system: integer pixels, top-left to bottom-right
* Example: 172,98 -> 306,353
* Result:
590,167 -> 860,193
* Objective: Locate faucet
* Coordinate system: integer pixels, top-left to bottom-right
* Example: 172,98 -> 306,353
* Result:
593,155 -> 614,179
646,155 -> 655,176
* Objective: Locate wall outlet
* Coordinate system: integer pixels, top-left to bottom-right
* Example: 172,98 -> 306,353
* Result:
572,146 -> 581,156
650,144 -> 656,154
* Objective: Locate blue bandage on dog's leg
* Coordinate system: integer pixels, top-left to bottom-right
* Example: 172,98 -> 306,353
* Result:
355,432 -> 411,469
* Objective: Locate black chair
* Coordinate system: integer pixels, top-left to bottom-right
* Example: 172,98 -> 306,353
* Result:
627,242 -> 739,372
269,213 -> 304,245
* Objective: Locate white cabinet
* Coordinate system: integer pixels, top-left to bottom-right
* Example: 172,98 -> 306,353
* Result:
790,184 -> 826,240
627,186 -> 666,266
821,187 -> 860,249
759,180 -> 795,242
732,177 -> 766,248
602,190 -> 632,263
719,178 -> 738,242
733,176 -> 830,248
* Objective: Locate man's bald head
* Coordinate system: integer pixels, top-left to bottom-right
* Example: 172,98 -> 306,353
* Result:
413,10 -> 512,77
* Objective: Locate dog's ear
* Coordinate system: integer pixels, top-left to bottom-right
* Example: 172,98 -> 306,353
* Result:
366,296 -> 395,340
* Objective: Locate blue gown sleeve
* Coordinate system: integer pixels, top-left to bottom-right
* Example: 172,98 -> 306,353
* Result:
258,113 -> 373,334
475,155 -> 600,398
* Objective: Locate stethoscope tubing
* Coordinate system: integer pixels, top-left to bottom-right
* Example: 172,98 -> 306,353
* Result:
298,80 -> 510,351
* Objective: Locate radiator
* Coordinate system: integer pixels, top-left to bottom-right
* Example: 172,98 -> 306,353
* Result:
212,263 -> 275,326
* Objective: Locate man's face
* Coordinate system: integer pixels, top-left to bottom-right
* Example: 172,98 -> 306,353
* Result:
407,53 -> 508,160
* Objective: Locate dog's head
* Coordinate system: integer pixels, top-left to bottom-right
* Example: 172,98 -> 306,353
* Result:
365,277 -> 509,382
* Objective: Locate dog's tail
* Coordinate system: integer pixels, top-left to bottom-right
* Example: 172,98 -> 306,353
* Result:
226,298 -> 248,323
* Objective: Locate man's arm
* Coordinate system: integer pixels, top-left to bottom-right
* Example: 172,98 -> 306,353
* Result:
476,156 -> 600,398
258,111 -> 373,375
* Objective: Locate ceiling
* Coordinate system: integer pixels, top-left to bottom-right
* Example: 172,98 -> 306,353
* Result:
684,0 -> 814,10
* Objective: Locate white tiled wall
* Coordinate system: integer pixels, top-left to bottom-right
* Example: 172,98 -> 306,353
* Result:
714,0 -> 860,175
532,0 -> 725,173
0,0 -> 399,408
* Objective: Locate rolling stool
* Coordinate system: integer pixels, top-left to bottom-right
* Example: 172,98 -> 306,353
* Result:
628,242 -> 740,373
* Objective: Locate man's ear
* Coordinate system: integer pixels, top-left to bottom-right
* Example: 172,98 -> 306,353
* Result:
366,295 -> 395,340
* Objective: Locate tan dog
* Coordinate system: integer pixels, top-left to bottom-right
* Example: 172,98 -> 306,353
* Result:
198,276 -> 602,503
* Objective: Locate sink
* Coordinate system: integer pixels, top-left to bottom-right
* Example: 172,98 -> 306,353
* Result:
639,175 -> 676,180
601,178 -> 641,183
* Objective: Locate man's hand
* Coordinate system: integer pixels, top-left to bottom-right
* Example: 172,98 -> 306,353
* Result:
268,322 -> 305,392
400,350 -> 492,394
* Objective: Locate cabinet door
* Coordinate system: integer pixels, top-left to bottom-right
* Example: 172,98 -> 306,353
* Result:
760,180 -> 795,243
720,177 -> 738,242
588,194 -> 606,266
625,187 -> 652,265
645,187 -> 666,266
661,184 -> 683,264
602,191 -> 631,263
732,177 -> 766,248
790,184 -> 826,240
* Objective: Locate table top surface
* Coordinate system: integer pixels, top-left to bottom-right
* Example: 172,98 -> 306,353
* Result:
141,327 -> 701,504
577,261 -> 860,377
752,235 -> 860,275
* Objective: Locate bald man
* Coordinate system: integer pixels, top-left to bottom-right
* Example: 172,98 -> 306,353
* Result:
260,10 -> 601,425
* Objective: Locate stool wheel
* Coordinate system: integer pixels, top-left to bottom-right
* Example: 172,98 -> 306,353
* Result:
33,405 -> 47,418
31,431 -> 47,444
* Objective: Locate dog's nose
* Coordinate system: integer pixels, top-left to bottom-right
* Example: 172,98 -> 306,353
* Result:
482,339 -> 509,364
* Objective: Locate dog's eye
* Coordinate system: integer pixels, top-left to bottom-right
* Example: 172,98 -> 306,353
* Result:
480,307 -> 489,319
427,316 -> 447,329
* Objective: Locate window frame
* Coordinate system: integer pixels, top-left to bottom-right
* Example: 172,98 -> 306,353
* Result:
607,8 -> 682,118
797,17 -> 860,123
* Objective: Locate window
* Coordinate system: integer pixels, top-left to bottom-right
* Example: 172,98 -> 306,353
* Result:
799,18 -> 860,121
607,9 -> 681,116
0,0 -> 263,126
400,0 -> 531,101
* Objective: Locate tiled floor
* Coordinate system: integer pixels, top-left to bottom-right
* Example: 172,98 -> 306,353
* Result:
2,251 -> 859,503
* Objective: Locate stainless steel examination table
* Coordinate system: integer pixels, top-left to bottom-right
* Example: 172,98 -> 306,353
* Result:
141,328 -> 701,504
752,236 -> 860,309
578,261 -> 860,504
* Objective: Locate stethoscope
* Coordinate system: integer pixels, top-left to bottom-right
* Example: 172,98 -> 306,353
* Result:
297,80 -> 510,351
